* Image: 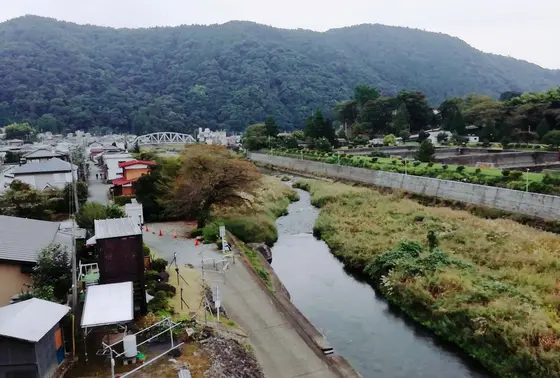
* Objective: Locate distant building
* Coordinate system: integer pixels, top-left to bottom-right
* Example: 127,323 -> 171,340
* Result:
0,298 -> 70,378
112,160 -> 157,196
11,157 -> 77,190
22,149 -> 68,163
101,153 -> 134,181
198,127 -> 228,145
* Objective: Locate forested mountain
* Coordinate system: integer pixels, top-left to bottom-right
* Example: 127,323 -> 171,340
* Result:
1,15 -> 559,134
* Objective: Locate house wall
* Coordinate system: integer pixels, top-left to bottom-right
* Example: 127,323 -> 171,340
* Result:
0,262 -> 32,306
35,326 -> 62,378
122,185 -> 134,196
13,171 -> 75,190
0,336 -> 38,378
249,153 -> 560,220
104,154 -> 133,181
123,166 -> 150,180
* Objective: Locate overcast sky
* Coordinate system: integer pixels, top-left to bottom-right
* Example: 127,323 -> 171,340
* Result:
1,0 -> 559,69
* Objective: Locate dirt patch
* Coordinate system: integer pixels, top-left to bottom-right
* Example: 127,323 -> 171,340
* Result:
199,336 -> 264,378
146,221 -> 197,238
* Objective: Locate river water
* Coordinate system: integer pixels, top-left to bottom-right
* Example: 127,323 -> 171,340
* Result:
271,187 -> 490,378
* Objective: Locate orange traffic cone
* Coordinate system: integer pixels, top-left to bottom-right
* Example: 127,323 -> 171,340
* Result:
195,239 -> 199,246
145,224 -> 149,232
159,229 -> 163,237
173,232 -> 177,239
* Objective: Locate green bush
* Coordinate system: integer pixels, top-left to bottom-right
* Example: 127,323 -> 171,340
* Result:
427,162 -> 434,167
151,258 -> 168,272
144,270 -> 160,283
114,195 -> 133,206
202,222 -> 222,243
413,161 -> 421,167
442,165 -> 448,170
510,171 -> 523,180
502,169 -> 511,177
190,228 -> 203,238
224,215 -> 278,246
456,165 -> 466,173
475,168 -> 481,174
143,243 -> 151,257
155,282 -> 176,297
371,157 -> 378,163
147,291 -> 171,313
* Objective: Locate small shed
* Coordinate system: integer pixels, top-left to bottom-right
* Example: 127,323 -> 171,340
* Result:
93,218 -> 147,316
0,298 -> 70,378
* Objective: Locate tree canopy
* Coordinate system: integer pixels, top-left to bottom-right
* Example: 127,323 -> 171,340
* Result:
1,16 -> 559,135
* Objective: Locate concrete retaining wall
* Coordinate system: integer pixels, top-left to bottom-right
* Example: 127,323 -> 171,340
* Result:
249,153 -> 560,220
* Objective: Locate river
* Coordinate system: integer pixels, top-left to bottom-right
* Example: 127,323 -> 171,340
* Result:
271,187 -> 490,378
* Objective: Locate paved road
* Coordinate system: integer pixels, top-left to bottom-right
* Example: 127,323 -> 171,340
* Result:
87,164 -> 110,205
143,230 -> 337,378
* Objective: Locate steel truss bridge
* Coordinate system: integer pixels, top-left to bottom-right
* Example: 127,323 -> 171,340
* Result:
132,132 -> 196,146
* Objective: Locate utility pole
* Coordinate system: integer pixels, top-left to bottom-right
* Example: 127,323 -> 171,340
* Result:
69,149 -> 80,310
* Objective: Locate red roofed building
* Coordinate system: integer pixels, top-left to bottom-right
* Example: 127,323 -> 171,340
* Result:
112,160 -> 156,196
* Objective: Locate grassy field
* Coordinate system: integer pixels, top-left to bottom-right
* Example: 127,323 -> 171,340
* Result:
295,179 -> 560,377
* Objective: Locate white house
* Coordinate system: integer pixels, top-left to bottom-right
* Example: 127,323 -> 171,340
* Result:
427,130 -> 453,145
101,153 -> 133,181
11,157 -> 77,190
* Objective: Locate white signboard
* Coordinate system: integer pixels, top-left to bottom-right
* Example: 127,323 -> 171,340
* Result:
219,226 -> 226,238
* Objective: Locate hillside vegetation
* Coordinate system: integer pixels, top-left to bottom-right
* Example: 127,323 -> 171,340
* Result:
295,179 -> 560,377
1,15 -> 559,134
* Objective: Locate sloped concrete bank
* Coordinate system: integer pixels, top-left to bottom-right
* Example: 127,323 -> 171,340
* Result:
249,152 -> 560,220
228,233 -> 362,378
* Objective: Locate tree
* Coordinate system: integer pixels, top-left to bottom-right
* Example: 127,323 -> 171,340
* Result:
399,130 -> 411,143
542,130 -> 560,147
353,85 -> 380,107
449,109 -> 467,135
417,129 -> 429,142
334,100 -> 358,125
415,140 -> 436,162
383,134 -> 397,146
243,124 -> 268,151
536,119 -> 550,139
5,122 -> 35,140
314,137 -> 332,152
75,201 -> 125,234
172,145 -> 261,227
358,97 -> 395,137
36,114 -> 59,133
436,132 -> 449,143
0,181 -> 51,220
135,167 -> 165,222
132,141 -> 141,153
32,244 -> 71,302
499,91 -> 523,102
63,181 -> 89,209
264,117 -> 279,137
439,98 -> 461,128
396,91 -> 433,132
392,102 -> 411,134
304,110 -> 336,144
480,121 -> 499,142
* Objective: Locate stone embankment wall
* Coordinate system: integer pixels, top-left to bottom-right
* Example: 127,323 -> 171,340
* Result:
249,153 -> 560,220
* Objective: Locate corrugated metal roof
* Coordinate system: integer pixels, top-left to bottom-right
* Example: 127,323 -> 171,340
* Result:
94,217 -> 141,240
0,298 -> 70,342
12,157 -> 74,175
0,215 -> 61,263
81,282 -> 134,328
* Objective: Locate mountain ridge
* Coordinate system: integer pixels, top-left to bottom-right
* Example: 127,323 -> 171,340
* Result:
0,15 -> 558,133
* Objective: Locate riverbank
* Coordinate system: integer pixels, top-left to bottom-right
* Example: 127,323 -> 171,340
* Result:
202,175 -> 299,247
294,179 -> 560,378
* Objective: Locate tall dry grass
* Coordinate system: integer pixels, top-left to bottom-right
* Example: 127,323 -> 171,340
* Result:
299,179 -> 560,377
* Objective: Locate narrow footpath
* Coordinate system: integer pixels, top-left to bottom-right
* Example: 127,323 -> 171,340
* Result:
143,226 -> 338,378
87,163 -> 110,205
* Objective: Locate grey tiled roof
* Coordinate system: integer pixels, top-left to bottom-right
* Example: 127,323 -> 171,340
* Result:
12,157 -> 74,175
23,149 -> 65,159
0,216 -> 61,263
